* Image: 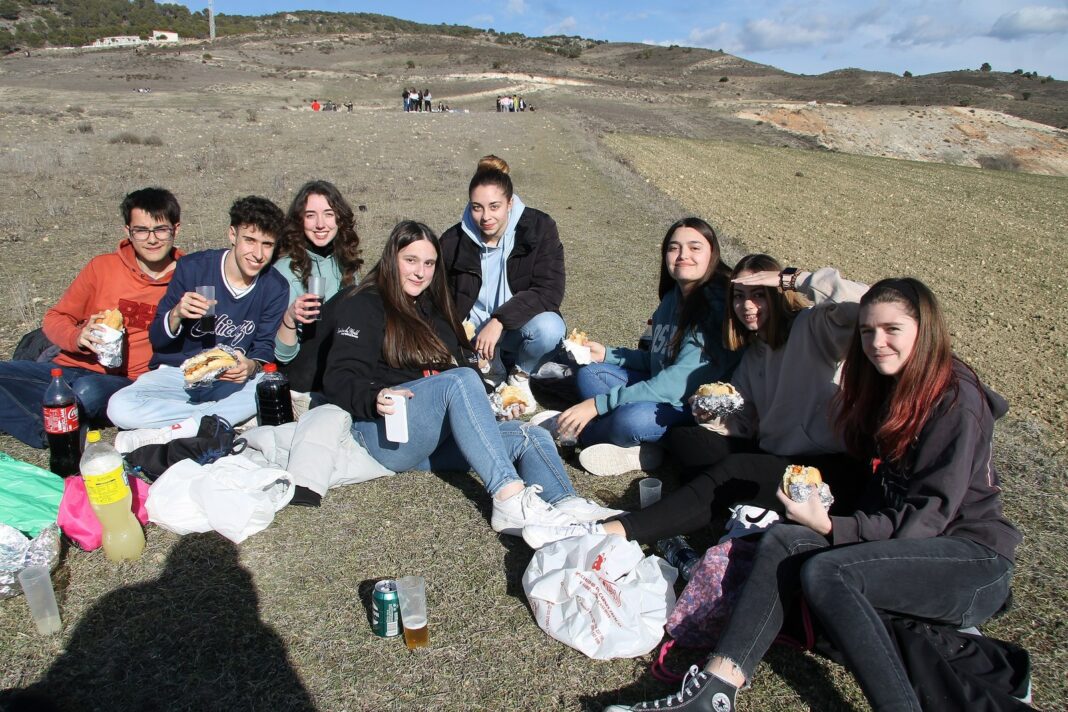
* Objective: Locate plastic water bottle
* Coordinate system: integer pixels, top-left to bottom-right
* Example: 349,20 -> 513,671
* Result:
256,363 -> 294,426
42,368 -> 80,477
80,431 -> 144,562
657,535 -> 700,581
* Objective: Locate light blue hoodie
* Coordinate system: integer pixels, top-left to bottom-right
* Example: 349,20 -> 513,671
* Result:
459,194 -> 526,331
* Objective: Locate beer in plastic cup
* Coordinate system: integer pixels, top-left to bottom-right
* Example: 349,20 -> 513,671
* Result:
396,575 -> 428,649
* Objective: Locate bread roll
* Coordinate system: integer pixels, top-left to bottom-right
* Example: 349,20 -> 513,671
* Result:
696,382 -> 738,398
181,348 -> 238,382
782,464 -> 823,494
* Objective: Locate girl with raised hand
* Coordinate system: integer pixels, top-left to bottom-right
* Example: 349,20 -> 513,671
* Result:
523,254 -> 868,548
273,180 -> 362,364
598,277 -> 1021,712
322,221 -> 618,535
550,218 -> 739,478
439,155 -> 566,410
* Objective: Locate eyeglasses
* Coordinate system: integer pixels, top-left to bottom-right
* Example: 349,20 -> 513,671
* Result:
128,225 -> 176,240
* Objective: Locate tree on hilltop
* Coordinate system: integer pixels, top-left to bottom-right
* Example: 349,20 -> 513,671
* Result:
980,62 -> 991,72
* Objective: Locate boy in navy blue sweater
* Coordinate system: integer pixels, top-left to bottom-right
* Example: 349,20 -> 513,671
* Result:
108,196 -> 288,435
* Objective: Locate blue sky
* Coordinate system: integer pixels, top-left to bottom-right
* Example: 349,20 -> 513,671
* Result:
183,1 -> 1068,77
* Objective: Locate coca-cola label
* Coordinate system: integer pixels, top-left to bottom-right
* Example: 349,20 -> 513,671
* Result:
43,405 -> 79,434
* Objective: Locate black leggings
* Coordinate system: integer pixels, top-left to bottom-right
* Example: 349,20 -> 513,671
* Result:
666,425 -> 759,479
617,448 -> 869,543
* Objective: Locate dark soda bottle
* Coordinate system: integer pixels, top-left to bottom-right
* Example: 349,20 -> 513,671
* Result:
256,363 -> 294,426
43,368 -> 80,477
657,535 -> 700,581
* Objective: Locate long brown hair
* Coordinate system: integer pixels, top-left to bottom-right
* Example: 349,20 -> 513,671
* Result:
657,217 -> 733,361
723,254 -> 809,351
835,278 -> 956,463
280,180 -> 363,289
357,221 -> 469,370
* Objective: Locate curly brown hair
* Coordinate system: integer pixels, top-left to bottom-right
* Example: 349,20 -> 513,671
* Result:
279,180 -> 363,289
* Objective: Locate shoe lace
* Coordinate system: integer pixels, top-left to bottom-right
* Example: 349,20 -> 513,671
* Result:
520,484 -> 549,512
643,666 -> 702,709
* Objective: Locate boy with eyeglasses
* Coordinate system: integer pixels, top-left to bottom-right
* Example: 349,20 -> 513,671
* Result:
106,196 -> 288,443
0,187 -> 183,448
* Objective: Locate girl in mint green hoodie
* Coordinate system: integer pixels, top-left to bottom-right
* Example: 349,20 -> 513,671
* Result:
554,217 -> 740,477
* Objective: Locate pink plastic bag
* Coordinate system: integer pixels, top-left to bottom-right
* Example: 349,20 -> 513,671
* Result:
57,475 -> 150,551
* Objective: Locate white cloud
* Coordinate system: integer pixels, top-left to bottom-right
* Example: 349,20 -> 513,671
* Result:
507,0 -> 527,15
544,16 -> 577,35
686,22 -> 735,49
468,13 -> 494,26
739,18 -> 835,51
989,6 -> 1068,39
889,14 -> 965,47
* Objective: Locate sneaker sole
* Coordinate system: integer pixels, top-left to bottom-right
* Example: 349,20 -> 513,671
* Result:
579,444 -> 663,477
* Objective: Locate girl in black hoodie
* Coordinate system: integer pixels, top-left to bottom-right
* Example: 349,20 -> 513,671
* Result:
603,278 -> 1022,712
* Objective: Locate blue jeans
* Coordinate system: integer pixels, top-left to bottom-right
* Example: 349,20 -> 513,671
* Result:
715,524 -> 1013,712
350,368 -> 576,503
0,360 -> 131,447
106,365 -> 261,430
496,311 -> 565,374
575,362 -> 694,446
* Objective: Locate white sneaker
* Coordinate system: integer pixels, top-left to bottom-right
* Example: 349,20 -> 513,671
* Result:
507,367 -> 539,412
522,521 -> 605,549
578,443 -> 663,477
553,496 -> 623,522
114,417 -> 198,454
719,505 -> 780,543
490,484 -> 578,536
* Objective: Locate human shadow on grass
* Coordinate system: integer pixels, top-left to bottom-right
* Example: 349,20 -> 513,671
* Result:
1,532 -> 316,712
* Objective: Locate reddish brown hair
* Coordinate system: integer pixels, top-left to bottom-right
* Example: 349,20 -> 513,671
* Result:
835,278 -> 956,463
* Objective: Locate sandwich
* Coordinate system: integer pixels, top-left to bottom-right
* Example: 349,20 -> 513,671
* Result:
782,464 -> 823,494
181,348 -> 238,382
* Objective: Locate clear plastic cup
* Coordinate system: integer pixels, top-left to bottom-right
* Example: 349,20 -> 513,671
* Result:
307,276 -> 326,321
639,477 -> 662,508
395,575 -> 428,649
17,566 -> 61,635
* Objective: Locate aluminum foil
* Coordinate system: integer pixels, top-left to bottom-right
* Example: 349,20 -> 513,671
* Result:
0,524 -> 61,599
787,482 -> 835,510
94,324 -> 124,368
692,391 -> 745,419
182,344 -> 242,389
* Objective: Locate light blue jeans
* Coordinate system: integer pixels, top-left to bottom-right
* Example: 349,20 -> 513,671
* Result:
351,368 -> 576,503
576,363 -> 694,446
106,365 -> 262,430
496,311 -> 566,375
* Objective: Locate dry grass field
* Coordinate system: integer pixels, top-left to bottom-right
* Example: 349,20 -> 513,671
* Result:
0,33 -> 1065,711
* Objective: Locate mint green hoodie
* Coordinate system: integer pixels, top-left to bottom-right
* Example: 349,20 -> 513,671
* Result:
272,251 -> 347,363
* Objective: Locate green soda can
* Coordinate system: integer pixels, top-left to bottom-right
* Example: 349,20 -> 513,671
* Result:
372,579 -> 401,637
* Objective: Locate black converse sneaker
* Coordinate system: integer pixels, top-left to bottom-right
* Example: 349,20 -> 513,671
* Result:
604,665 -> 738,711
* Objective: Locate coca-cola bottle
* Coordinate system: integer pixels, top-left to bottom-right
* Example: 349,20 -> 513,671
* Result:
255,363 -> 294,426
43,368 -> 80,477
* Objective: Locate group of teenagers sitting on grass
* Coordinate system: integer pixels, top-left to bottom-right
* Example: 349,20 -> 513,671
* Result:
0,155 -> 1023,711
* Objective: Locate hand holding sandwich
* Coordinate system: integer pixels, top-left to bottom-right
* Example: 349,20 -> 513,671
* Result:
77,311 -> 109,353
217,352 -> 257,383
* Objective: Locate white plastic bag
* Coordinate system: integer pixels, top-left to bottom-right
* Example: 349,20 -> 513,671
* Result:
522,533 -> 677,660
146,454 -> 294,543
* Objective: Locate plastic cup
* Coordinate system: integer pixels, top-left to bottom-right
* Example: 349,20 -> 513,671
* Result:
194,285 -> 216,316
639,477 -> 662,508
17,566 -> 61,636
395,575 -> 428,649
307,276 -> 326,321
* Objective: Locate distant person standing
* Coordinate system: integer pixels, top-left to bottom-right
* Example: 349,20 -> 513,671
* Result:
402,88 -> 410,112
311,99 -> 321,112
423,88 -> 432,112
439,155 -> 566,410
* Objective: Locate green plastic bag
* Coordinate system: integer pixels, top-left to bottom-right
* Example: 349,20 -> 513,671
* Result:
0,451 -> 65,537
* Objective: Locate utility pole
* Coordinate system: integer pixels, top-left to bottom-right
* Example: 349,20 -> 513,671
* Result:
209,0 -> 216,41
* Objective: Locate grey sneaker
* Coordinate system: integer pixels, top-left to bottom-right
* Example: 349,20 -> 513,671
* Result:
490,484 -> 577,536
578,443 -> 663,477
553,496 -> 623,522
521,521 -> 604,549
604,665 -> 738,711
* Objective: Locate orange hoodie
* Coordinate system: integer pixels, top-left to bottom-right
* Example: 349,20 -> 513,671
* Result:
43,239 -> 182,378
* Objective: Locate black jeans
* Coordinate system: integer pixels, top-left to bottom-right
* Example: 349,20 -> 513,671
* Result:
715,524 -> 1014,712
616,450 -> 868,542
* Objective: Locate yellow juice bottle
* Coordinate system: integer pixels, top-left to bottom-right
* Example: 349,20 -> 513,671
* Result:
80,431 -> 145,562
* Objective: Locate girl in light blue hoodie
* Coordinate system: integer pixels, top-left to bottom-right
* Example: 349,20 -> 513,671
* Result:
554,217 -> 740,477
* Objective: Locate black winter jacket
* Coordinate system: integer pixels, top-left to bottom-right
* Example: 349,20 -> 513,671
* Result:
439,207 -> 565,330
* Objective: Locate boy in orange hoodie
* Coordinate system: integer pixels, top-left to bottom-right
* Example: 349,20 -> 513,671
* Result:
0,187 -> 183,447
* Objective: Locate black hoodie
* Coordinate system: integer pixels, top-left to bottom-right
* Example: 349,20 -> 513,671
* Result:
831,360 -> 1022,563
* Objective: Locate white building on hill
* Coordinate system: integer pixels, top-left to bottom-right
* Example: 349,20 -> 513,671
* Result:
87,31 -> 180,49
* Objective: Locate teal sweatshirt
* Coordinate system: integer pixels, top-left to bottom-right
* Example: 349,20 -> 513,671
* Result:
594,282 -> 739,414
272,251 -> 348,363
